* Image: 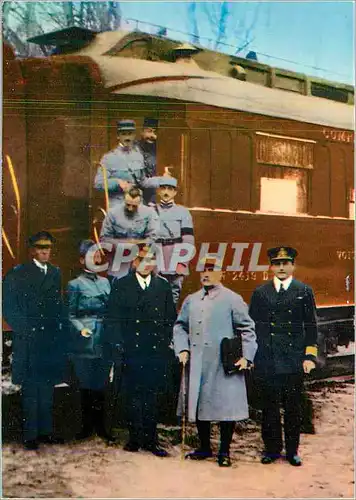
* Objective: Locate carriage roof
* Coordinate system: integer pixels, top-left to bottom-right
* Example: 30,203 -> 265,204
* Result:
31,28 -> 354,131
89,55 -> 354,130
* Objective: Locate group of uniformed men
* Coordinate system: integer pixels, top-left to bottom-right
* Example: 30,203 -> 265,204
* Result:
3,117 -> 319,469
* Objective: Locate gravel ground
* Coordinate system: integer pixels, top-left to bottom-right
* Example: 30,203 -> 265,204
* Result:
2,382 -> 354,498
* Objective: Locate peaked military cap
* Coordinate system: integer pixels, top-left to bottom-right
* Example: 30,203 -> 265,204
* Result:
267,246 -> 298,262
143,117 -> 158,129
79,239 -> 95,257
158,176 -> 178,188
28,231 -> 55,248
117,119 -> 136,132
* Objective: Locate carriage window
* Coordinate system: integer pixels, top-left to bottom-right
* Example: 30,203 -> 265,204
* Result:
260,177 -> 297,213
256,132 -> 313,215
258,166 -> 308,214
349,188 -> 355,220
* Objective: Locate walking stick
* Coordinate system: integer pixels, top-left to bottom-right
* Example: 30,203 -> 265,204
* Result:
181,362 -> 187,461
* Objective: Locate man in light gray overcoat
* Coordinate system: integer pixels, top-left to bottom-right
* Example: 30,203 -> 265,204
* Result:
173,258 -> 257,467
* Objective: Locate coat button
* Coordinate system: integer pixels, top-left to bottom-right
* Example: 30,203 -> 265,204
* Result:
136,344 -> 139,347
153,345 -> 156,349
198,320 -> 202,323
136,332 -> 139,336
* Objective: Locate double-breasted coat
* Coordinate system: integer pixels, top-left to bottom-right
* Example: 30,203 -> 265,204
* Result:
94,144 -> 160,207
3,262 -> 67,385
66,271 -> 111,390
249,279 -> 318,377
103,272 -> 177,392
173,284 -> 257,422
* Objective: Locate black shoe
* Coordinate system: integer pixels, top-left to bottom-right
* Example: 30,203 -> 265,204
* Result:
142,443 -> 169,457
23,439 -> 39,451
287,454 -> 302,466
261,453 -> 281,464
38,435 -> 64,445
123,441 -> 140,452
217,454 -> 231,467
185,448 -> 213,460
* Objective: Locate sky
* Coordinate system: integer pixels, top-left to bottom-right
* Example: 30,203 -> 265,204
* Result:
119,1 -> 354,85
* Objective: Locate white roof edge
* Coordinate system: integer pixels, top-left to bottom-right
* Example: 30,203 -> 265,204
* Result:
98,57 -> 354,130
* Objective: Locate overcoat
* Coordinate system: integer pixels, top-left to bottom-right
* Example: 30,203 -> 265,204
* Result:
103,272 -> 177,392
66,271 -> 111,390
3,261 -> 67,385
173,284 -> 257,422
94,144 -> 160,207
249,279 -> 318,377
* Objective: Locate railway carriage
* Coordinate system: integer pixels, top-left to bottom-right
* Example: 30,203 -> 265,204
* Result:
3,29 -> 354,354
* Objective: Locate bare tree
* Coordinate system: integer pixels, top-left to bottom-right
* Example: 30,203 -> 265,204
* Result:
187,2 -> 200,45
186,1 -> 262,55
2,1 -> 122,57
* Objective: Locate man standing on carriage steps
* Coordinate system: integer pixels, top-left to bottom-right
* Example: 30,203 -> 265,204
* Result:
136,117 -> 158,206
249,246 -> 318,467
94,119 -> 161,208
154,176 -> 195,306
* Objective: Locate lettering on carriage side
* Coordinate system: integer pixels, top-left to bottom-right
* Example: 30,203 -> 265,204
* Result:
322,128 -> 354,143
231,271 -> 257,281
336,249 -> 354,260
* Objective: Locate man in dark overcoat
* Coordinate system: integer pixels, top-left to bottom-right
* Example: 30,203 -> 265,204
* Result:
249,246 -> 318,467
3,231 -> 67,450
103,250 -> 176,456
136,117 -> 158,205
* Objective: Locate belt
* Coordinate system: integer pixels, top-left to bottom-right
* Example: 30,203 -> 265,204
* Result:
155,237 -> 183,246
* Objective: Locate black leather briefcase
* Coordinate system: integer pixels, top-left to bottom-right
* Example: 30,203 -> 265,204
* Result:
220,336 -> 243,376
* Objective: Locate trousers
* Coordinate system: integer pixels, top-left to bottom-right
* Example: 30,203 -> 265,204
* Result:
260,373 -> 303,457
22,379 -> 54,441
125,388 -> 159,446
197,419 -> 235,455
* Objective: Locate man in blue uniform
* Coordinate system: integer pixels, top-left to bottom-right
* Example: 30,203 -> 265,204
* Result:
249,246 -> 318,467
3,231 -> 67,450
94,119 -> 160,208
136,117 -> 158,205
66,240 -> 111,440
103,251 -> 176,456
154,176 -> 195,306
100,186 -> 159,281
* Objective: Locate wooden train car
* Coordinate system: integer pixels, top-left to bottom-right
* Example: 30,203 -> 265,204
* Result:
2,29 -> 354,351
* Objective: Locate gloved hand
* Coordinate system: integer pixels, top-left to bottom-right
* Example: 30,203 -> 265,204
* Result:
81,328 -> 92,338
303,359 -> 316,374
179,351 -> 189,365
234,357 -> 251,371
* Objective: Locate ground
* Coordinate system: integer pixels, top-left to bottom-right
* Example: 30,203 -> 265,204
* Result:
2,381 -> 354,499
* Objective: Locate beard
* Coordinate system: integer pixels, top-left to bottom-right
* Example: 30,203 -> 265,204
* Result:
140,140 -> 156,156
